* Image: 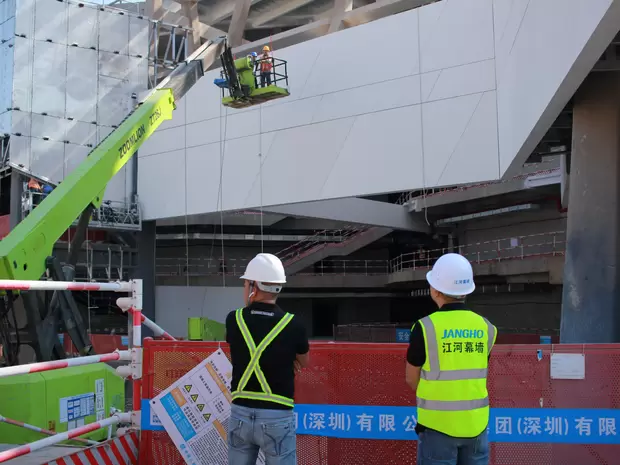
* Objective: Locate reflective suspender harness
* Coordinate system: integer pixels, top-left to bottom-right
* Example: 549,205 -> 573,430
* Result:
231,308 -> 296,408
415,310 -> 497,438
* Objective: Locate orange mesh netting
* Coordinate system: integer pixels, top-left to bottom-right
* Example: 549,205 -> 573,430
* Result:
139,341 -> 620,465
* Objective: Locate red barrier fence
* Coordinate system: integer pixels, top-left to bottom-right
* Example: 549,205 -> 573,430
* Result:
140,341 -> 620,465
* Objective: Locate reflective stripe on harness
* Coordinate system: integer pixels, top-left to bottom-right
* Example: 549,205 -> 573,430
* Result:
231,308 -> 295,408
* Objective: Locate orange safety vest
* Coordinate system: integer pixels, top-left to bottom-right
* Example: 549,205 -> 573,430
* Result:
28,178 -> 41,190
260,55 -> 273,73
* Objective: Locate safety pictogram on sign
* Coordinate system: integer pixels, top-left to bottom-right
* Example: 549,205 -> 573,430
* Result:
197,404 -> 205,412
190,394 -> 199,403
203,413 -> 211,421
184,385 -> 192,393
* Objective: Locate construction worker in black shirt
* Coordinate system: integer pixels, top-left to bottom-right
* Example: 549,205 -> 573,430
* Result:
226,253 -> 309,465
405,253 -> 497,465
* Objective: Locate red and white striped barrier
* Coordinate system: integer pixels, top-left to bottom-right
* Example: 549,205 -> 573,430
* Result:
42,431 -> 139,465
126,306 -> 176,341
0,415 -> 97,446
0,350 -> 130,379
0,413 -> 131,463
0,279 -> 131,292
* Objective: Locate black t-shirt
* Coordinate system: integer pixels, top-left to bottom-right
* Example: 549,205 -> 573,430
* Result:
225,302 -> 309,410
406,302 -> 493,436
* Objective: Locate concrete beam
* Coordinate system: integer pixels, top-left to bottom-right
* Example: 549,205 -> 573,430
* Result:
262,198 -> 430,232
228,0 -> 253,47
408,163 -> 562,212
182,0 -> 202,53
328,0 -> 353,34
250,0 -> 317,28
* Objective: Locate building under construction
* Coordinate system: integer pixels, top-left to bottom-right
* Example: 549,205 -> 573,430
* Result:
0,0 -> 619,463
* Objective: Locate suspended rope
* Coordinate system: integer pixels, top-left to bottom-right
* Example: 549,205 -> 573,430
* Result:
183,97 -> 190,288
258,103 -> 264,253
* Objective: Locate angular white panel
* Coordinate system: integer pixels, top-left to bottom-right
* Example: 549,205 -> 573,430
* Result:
422,92 -> 485,186
434,91 -> 499,187
98,8 -> 129,54
97,125 -> 113,144
66,46 -> 98,122
34,0 -> 67,44
142,125 -> 185,156
322,105 -> 424,198
0,14 -> 15,41
313,75 -> 421,122
12,37 -> 34,112
14,0 -> 34,38
419,0 -> 494,73
185,117 -> 219,149
422,60 -> 495,103
128,14 -> 148,58
31,112 -> 64,142
185,142 -> 227,215
32,40 -> 66,117
67,1 -> 98,49
301,10 -> 419,98
246,118 -> 356,207
97,75 -> 128,127
8,134 -> 29,167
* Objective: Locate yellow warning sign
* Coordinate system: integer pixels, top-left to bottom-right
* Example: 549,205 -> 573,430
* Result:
197,404 -> 205,412
203,413 -> 211,421
190,394 -> 199,403
184,385 -> 192,393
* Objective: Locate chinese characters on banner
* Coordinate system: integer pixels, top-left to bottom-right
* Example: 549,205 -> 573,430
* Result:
292,405 -> 620,444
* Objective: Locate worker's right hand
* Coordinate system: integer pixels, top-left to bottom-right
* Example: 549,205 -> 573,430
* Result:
294,360 -> 303,374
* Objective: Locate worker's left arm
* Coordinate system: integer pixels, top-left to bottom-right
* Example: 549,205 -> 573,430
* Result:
405,322 -> 426,391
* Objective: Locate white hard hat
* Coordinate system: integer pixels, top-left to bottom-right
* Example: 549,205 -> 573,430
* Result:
426,253 -> 475,297
240,253 -> 286,293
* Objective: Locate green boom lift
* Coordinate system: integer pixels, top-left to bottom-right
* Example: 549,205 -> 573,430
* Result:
0,36 -> 287,365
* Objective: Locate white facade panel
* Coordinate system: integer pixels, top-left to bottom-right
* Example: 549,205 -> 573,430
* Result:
33,0 -> 67,44
66,46 -> 98,122
138,0 -> 620,220
67,2 -> 98,49
98,8 -> 129,54
494,0 -> 620,175
12,36 -> 33,112
32,40 -> 66,117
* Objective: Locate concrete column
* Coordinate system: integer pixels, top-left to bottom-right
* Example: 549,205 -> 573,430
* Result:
137,220 -> 157,337
560,72 -> 620,343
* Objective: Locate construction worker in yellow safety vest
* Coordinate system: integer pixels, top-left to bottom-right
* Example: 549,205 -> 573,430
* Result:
405,253 -> 497,465
226,253 -> 310,465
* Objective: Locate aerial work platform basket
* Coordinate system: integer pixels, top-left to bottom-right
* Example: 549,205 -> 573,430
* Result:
214,49 -> 290,109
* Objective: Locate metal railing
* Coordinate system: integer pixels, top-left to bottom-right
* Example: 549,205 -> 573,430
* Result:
21,191 -> 141,231
276,226 -> 369,265
390,230 -> 566,273
156,231 -> 567,278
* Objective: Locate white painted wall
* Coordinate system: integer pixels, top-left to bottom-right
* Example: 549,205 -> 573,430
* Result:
155,285 -> 244,338
138,0 -> 620,221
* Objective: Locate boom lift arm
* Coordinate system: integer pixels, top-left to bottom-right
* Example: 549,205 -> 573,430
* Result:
0,36 -> 228,363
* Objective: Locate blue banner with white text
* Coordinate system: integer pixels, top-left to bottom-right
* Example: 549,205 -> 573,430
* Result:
142,401 -> 620,444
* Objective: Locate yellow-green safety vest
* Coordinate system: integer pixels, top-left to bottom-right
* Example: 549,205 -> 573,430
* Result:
415,310 -> 497,438
231,308 -> 296,408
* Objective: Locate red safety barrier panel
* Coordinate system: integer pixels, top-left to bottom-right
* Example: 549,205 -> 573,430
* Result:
140,341 -> 620,465
496,333 -> 559,344
63,334 -> 129,356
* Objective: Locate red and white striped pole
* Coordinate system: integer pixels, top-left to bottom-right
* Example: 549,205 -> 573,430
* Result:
130,280 -> 143,414
0,280 -> 132,292
127,307 -> 176,341
0,413 -> 131,463
0,415 -> 97,446
0,350 -> 130,379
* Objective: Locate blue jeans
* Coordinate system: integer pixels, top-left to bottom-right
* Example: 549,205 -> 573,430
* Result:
417,428 -> 489,465
228,404 -> 296,465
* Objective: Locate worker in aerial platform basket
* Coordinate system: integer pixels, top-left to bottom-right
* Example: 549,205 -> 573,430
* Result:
258,45 -> 273,87
226,253 -> 309,465
405,253 -> 497,465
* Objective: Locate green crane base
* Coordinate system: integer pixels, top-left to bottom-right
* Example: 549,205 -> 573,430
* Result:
0,364 -> 124,443
222,85 -> 290,109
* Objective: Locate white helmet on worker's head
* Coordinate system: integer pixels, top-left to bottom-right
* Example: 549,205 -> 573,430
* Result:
240,253 -> 286,294
426,253 -> 475,298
